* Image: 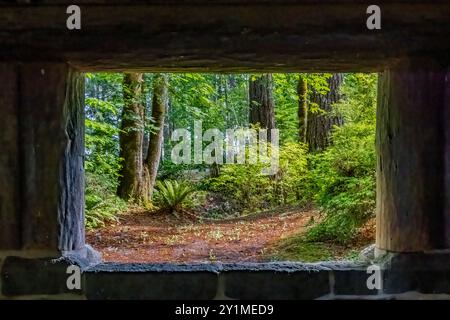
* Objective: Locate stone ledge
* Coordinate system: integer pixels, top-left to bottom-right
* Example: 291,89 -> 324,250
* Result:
86,262 -> 222,273
86,270 -> 218,300
0,293 -> 85,300
2,257 -> 449,299
84,262 -> 366,300
221,261 -> 366,272
1,256 -> 84,297
333,269 -> 379,296
379,252 -> 450,294
383,269 -> 450,294
384,251 -> 450,271
85,261 -> 366,273
224,270 -> 330,300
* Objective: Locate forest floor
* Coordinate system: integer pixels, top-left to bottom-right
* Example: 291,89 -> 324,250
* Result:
86,208 -> 374,263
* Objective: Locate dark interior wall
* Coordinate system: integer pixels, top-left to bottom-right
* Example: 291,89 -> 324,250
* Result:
0,63 -> 85,253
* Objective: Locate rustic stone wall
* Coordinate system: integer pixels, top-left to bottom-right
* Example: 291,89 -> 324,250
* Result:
1,258 -> 450,300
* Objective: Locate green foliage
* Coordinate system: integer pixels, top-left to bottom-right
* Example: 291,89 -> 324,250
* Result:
273,74 -> 300,144
85,73 -> 127,228
85,73 -> 123,180
205,142 -> 308,213
154,180 -> 196,214
335,73 -> 377,124
207,162 -> 272,213
84,71 -> 377,252
276,142 -> 309,204
302,74 -> 378,244
268,234 -> 333,262
168,74 -> 248,131
163,74 -> 249,168
158,162 -> 192,180
85,173 -> 127,230
274,73 -> 333,144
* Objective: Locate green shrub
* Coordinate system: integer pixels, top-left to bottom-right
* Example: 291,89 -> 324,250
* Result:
154,180 -> 196,215
206,162 -> 272,213
298,73 -> 378,244
268,234 -> 333,262
85,173 -> 127,230
204,142 -> 308,213
158,161 -> 197,180
275,142 -> 309,204
304,122 -> 376,244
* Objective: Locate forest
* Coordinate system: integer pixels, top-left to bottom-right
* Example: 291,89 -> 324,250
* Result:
84,72 -> 377,263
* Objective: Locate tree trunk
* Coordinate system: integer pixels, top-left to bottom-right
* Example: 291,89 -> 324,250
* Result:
117,73 -> 145,201
306,73 -> 343,151
297,75 -> 308,143
162,99 -> 172,161
249,74 -> 275,140
143,73 -> 169,200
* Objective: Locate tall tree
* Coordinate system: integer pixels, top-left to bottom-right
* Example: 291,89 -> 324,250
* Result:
249,74 -> 276,139
297,75 -> 308,143
143,74 -> 169,200
117,73 -> 145,200
306,73 -> 343,151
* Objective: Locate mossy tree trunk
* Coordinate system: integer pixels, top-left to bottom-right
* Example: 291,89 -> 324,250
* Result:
117,73 -> 145,201
143,74 -> 169,201
297,74 -> 308,143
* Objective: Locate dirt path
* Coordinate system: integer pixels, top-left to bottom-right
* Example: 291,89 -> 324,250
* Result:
86,209 -> 317,263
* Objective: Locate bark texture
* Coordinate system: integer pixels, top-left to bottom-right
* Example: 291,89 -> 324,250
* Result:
297,75 -> 308,143
306,73 -> 343,151
117,73 -> 145,201
144,74 -> 168,200
249,74 -> 275,139
2,3 -> 450,72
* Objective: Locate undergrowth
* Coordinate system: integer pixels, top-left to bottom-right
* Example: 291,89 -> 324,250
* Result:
85,173 -> 127,230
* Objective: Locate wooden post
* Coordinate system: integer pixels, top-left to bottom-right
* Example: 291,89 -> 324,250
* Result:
0,63 -> 85,252
376,60 -> 449,252
20,64 -> 85,252
0,64 -> 21,250
445,67 -> 450,247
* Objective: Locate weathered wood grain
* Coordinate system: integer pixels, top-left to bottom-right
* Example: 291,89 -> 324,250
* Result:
445,67 -> 450,248
2,1 -> 450,5
0,64 -> 20,250
376,60 -> 447,251
58,68 -> 85,252
0,3 -> 448,71
19,64 -> 85,251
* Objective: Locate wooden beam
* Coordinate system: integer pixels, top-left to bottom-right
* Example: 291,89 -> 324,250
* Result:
376,60 -> 448,252
0,3 -> 449,71
2,1 -> 450,5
